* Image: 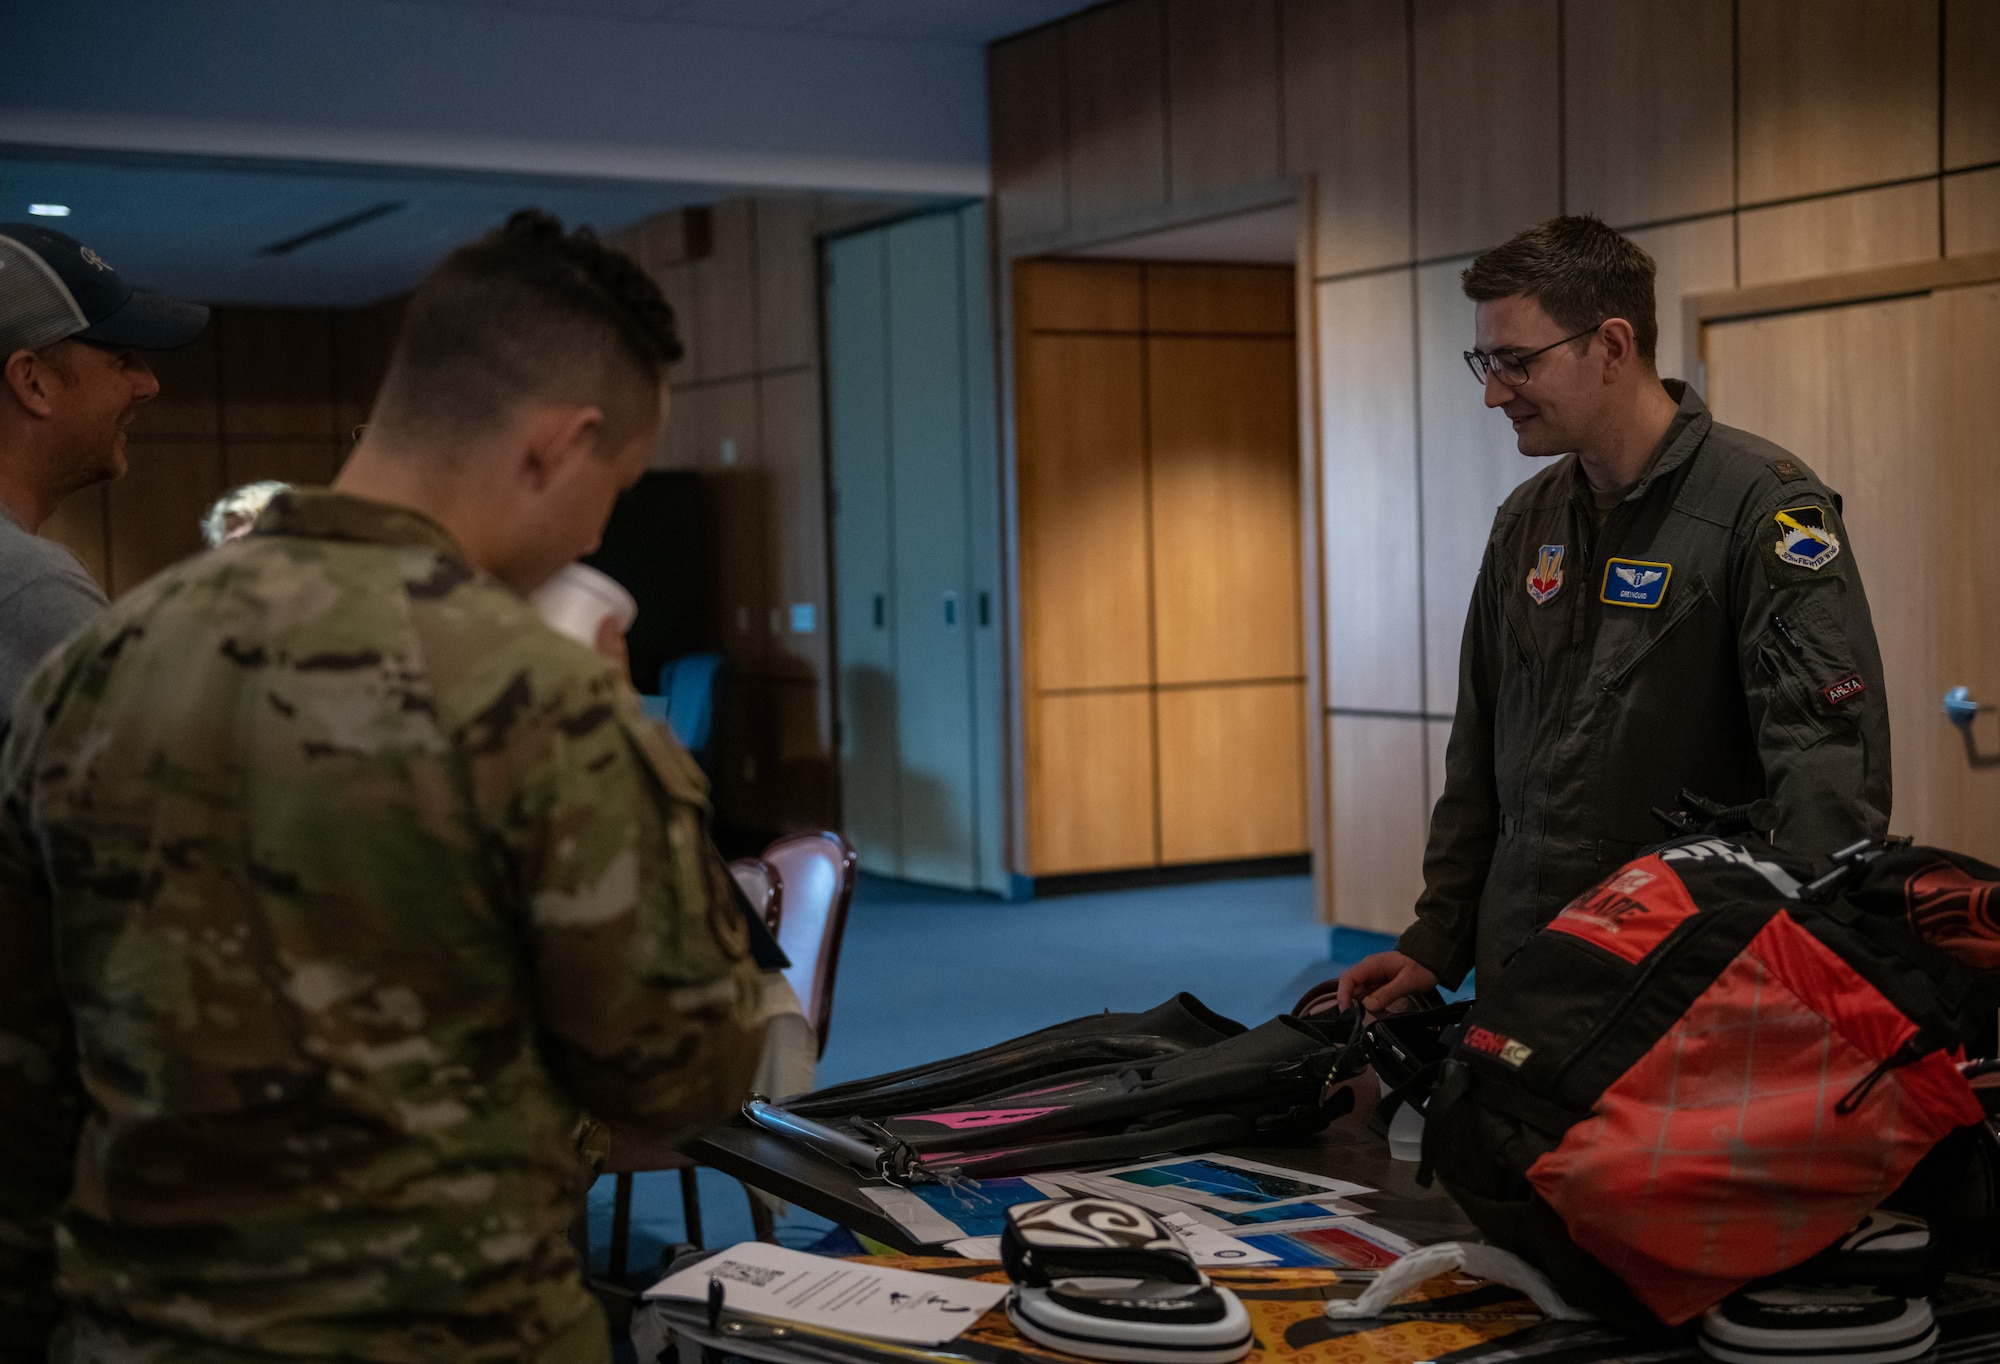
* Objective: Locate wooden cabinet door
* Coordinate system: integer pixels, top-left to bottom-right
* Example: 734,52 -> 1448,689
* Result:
826,231 -> 902,874
886,213 -> 979,888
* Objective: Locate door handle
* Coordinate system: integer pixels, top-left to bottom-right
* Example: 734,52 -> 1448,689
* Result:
1943,686 -> 1992,728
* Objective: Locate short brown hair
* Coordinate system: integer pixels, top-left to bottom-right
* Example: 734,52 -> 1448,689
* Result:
372,209 -> 682,453
1461,215 -> 1659,362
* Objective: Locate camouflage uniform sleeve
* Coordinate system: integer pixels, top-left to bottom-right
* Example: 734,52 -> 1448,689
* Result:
468,659 -> 764,1142
0,687 -> 81,1361
1733,479 -> 1893,857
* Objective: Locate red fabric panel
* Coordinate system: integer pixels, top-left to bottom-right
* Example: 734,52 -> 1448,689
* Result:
1526,911 -> 1982,1325
1906,859 -> 2000,970
1543,856 -> 1701,965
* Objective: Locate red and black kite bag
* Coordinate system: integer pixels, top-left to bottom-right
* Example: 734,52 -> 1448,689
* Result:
1422,835 -> 2000,1328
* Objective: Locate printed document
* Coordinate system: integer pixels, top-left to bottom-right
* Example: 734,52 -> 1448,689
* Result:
644,1242 -> 1008,1345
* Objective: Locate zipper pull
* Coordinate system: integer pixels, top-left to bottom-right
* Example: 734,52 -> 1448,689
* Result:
1836,1033 -> 1935,1115
1771,612 -> 1806,655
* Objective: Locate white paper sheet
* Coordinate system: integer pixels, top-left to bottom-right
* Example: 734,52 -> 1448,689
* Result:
644,1242 -> 1008,1346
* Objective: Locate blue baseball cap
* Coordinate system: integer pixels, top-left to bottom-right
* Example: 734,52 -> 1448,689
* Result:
0,222 -> 208,355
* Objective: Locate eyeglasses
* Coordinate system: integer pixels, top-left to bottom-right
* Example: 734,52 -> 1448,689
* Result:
1464,324 -> 1601,386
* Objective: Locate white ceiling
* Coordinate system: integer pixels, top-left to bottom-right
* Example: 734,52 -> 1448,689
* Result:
0,0 -> 1094,304
377,0 -> 1089,41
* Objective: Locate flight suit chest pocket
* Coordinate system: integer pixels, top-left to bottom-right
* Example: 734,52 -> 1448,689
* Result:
1596,574 -> 1712,691
1754,595 -> 1864,749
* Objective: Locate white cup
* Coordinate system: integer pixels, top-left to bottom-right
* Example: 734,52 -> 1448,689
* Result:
530,563 -> 638,647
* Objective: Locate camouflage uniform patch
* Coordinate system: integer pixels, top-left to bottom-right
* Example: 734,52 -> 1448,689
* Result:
0,490 -> 764,1362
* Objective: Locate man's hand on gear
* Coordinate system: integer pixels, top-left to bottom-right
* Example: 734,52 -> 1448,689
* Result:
1335,950 -> 1439,1016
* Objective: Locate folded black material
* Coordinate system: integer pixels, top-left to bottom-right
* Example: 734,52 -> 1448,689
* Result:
771,995 -> 1360,1179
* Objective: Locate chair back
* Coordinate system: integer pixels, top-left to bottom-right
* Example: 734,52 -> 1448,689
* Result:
729,857 -> 783,935
760,831 -> 858,1057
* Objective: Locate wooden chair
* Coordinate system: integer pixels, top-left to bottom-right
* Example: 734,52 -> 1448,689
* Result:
761,831 -> 858,1058
595,835 -> 856,1276
730,856 -> 783,936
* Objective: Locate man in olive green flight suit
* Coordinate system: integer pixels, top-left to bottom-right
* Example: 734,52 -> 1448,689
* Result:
1340,215 -> 1890,1013
0,212 -> 765,1362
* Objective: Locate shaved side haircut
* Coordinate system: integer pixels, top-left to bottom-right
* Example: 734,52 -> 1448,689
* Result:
1461,215 -> 1660,363
371,209 -> 682,457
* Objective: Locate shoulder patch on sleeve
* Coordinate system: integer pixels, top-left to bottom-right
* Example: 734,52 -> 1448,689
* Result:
1761,499 -> 1853,589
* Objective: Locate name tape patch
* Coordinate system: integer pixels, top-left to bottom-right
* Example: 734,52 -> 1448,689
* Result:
1823,673 -> 1867,706
1600,557 -> 1673,609
1463,1025 -> 1534,1068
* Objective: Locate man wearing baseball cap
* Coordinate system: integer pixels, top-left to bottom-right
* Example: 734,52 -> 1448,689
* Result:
0,223 -> 208,711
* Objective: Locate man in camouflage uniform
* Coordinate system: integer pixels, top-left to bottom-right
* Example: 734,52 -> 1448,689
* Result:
0,211 -> 765,1361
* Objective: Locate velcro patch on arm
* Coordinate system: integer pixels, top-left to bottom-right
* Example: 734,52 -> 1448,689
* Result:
1762,500 -> 1853,589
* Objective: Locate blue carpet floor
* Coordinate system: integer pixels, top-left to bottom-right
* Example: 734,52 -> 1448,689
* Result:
584,869 -> 1348,1275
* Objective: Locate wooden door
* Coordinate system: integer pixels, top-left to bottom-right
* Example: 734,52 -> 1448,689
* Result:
1014,259 -> 1305,874
1705,285 -> 2000,860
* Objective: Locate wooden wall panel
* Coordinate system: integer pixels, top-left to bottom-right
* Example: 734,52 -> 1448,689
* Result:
1416,257 -> 1559,716
1738,0 -> 1939,203
1945,0 -> 2000,170
1945,169 -> 2000,258
1064,0 -> 1168,226
1737,181 -> 1940,287
990,26 -> 1069,243
1148,335 -> 1300,684
1626,213 -> 1737,383
1158,682 -> 1307,862
221,440 -> 344,492
652,260 -> 699,382
767,677 -> 835,832
1329,713 -> 1428,934
754,197 -> 819,372
1166,0 -> 1281,203
127,329 -> 218,441
1028,690 -> 1157,873
699,379 -> 767,668
216,310 -> 336,440
1564,0 -> 1733,227
1317,270 -> 1421,713
40,486 -> 107,589
1017,332 -> 1151,691
330,297 -> 403,437
1281,0 -> 1409,277
1411,0 -> 1561,261
111,442 -> 224,595
758,368 -> 827,683
652,382 -> 703,470
1144,263 -> 1292,334
694,199 -> 758,382
1019,260 -> 1144,332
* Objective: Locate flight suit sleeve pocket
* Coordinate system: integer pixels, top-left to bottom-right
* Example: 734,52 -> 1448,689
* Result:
1754,596 -> 1864,749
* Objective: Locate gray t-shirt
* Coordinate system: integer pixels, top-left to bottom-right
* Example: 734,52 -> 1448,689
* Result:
0,504 -> 108,718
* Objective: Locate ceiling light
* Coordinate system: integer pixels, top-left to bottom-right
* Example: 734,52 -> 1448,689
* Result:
28,204 -> 70,217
